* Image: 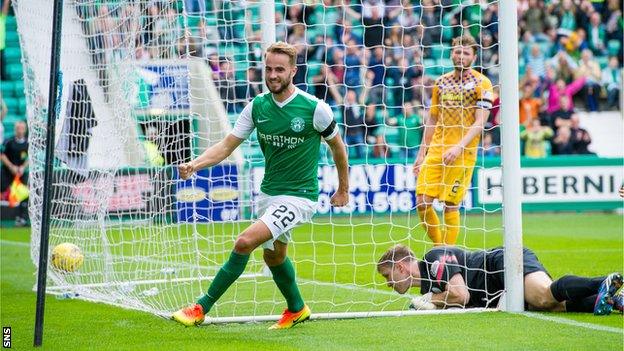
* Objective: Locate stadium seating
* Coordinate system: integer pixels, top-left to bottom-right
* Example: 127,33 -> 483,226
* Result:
2,16 -> 27,141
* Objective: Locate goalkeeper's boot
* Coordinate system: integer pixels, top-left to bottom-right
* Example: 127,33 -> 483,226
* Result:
269,304 -> 311,330
594,273 -> 623,315
171,304 -> 205,326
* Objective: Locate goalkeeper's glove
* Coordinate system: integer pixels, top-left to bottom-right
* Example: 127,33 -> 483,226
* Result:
409,293 -> 437,311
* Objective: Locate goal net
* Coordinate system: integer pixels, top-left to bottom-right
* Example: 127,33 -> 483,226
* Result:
17,0 -> 513,321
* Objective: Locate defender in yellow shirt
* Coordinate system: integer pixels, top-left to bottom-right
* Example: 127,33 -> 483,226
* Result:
414,34 -> 494,245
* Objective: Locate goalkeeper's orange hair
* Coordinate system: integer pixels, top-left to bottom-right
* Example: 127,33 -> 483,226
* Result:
377,245 -> 417,272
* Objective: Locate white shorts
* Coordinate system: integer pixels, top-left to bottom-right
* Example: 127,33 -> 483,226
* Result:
256,192 -> 317,251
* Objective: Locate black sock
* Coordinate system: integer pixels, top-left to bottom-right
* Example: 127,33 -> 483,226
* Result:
565,295 -> 597,313
550,275 -> 605,302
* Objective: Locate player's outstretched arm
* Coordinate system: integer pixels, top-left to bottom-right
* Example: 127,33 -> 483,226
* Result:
178,134 -> 244,180
430,273 -> 470,308
326,134 -> 350,207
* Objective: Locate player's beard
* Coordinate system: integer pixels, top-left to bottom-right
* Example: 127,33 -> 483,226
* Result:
266,74 -> 292,95
452,56 -> 473,73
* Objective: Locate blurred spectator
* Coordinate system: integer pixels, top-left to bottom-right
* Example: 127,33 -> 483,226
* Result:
177,35 -> 202,58
207,53 -> 221,80
362,0 -> 384,48
0,121 -> 28,226
155,7 -> 182,58
311,64 -> 342,106
287,23 -> 307,46
344,39 -> 363,89
275,12 -> 288,42
570,115 -> 594,155
330,49 -> 346,86
387,57 -> 421,114
480,132 -> 500,158
525,44 -> 547,78
419,2 -> 441,46
601,56 -> 622,109
557,0 -> 577,32
197,19 -> 220,55
412,76 -> 434,110
550,51 -> 578,82
521,0 -> 551,42
552,125 -> 575,155
364,104 -> 379,145
216,58 -> 242,113
0,0 -> 9,80
546,74 -> 586,115
396,101 -> 422,161
363,103 -> 389,158
576,49 -> 602,111
367,48 -> 386,105
135,44 -> 151,62
236,67 -> 262,102
520,119 -> 554,158
142,4 -> 160,57
0,96 -> 6,145
605,0 -> 623,42
551,96 -> 575,131
479,33 -> 499,83
384,25 -> 402,58
587,12 -> 607,56
184,0 -> 205,16
558,28 -> 589,61
341,89 -> 367,159
397,2 -> 419,33
519,84 -> 542,127
292,43 -> 308,90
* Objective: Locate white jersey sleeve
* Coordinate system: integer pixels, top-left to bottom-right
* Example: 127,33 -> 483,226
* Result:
230,100 -> 255,140
312,100 -> 338,140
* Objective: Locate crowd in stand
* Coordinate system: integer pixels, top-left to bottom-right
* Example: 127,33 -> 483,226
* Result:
5,0 -> 624,162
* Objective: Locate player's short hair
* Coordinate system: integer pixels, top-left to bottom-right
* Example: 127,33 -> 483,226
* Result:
452,34 -> 478,55
377,244 -> 416,272
265,41 -> 297,67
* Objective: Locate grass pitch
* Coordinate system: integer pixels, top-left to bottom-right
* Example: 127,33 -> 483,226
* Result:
1,212 -> 623,350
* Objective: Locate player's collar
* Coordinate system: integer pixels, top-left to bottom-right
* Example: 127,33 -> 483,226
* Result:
453,68 -> 474,81
271,87 -> 298,108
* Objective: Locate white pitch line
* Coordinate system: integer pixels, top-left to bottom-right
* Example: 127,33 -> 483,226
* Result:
0,239 -> 30,248
522,312 -> 623,334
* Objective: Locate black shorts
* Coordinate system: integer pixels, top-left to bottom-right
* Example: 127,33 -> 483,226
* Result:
475,248 -> 549,308
522,248 -> 550,277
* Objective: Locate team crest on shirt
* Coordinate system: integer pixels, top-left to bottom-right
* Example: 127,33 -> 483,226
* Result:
290,117 -> 305,132
430,260 -> 440,278
463,82 -> 476,90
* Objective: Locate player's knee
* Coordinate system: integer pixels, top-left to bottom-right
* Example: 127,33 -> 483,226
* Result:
263,250 -> 285,266
533,298 -> 555,310
234,236 -> 255,254
530,293 -> 558,311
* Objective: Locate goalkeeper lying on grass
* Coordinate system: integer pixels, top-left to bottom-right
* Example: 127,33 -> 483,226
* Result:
377,245 -> 623,315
